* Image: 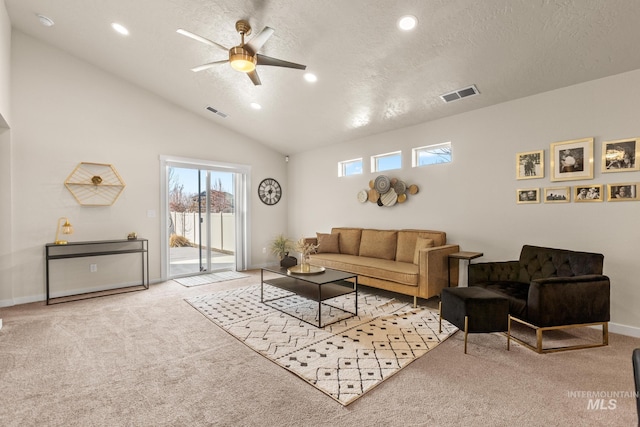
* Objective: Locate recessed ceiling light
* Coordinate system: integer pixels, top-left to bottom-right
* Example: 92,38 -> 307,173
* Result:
111,23 -> 129,36
397,15 -> 417,31
36,14 -> 54,27
304,73 -> 318,83
250,102 -> 262,110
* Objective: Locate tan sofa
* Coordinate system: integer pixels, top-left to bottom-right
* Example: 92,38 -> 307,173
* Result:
307,227 -> 460,306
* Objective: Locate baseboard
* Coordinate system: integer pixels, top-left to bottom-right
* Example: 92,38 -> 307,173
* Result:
609,322 -> 640,338
0,279 -> 164,307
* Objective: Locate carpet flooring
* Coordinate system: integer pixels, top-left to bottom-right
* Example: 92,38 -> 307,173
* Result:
185,284 -> 457,405
173,271 -> 249,287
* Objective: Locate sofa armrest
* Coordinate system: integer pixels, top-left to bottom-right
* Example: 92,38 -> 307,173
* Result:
526,275 -> 610,327
468,261 -> 520,285
417,244 -> 460,298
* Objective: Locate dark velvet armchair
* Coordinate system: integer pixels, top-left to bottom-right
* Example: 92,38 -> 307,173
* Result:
468,245 -> 610,353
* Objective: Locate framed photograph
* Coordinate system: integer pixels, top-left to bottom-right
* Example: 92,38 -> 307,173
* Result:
574,184 -> 603,202
607,182 -> 640,201
516,188 -> 540,204
516,150 -> 544,179
602,137 -> 639,172
543,186 -> 570,203
550,137 -> 594,181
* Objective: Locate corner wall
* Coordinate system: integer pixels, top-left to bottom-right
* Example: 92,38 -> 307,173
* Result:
288,69 -> 640,334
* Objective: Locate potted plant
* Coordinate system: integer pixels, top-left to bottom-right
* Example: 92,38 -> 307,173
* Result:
270,234 -> 296,267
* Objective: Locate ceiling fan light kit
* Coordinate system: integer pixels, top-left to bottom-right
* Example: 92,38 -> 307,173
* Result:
229,46 -> 257,72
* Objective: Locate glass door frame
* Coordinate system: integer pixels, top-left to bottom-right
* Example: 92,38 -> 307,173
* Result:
159,155 -> 251,281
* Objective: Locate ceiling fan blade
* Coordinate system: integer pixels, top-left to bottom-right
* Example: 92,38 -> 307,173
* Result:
245,26 -> 275,54
191,59 -> 229,72
247,70 -> 262,86
256,54 -> 306,70
176,29 -> 228,52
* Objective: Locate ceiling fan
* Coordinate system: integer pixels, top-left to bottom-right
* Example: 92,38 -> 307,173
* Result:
177,20 -> 306,86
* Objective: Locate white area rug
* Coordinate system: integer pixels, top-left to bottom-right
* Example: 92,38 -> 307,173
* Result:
186,284 -> 457,405
173,271 -> 249,287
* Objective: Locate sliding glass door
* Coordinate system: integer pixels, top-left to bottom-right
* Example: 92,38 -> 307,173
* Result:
161,156 -> 249,280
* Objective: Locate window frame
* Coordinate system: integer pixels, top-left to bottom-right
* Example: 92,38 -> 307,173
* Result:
338,158 -> 363,177
412,142 -> 452,167
371,151 -> 402,173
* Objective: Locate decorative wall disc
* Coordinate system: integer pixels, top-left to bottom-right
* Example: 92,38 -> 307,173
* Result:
393,181 -> 407,195
368,188 -> 380,202
64,162 -> 126,206
357,175 -> 419,208
374,175 -> 391,194
380,190 -> 398,206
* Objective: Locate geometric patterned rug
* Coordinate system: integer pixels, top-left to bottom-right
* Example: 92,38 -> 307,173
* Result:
173,271 -> 250,287
185,284 -> 457,405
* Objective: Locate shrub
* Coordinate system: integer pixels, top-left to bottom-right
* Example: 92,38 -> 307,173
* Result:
169,234 -> 192,248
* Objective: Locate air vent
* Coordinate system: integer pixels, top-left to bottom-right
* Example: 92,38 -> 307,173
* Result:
439,85 -> 480,103
206,106 -> 228,118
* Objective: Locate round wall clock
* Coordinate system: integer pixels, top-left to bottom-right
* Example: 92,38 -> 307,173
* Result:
258,178 -> 282,205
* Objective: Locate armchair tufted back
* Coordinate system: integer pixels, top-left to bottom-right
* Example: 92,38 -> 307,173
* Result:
518,245 -> 604,283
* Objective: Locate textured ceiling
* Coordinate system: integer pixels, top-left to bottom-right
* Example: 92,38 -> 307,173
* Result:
6,0 -> 640,154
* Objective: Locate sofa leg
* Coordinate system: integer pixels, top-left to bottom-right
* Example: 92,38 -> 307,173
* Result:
438,301 -> 442,333
413,296 -> 417,308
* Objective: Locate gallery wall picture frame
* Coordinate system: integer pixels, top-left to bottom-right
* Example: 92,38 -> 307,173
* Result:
516,150 -> 544,179
601,137 -> 640,173
550,137 -> 594,182
606,182 -> 640,201
516,188 -> 540,204
574,184 -> 603,202
543,186 -> 570,203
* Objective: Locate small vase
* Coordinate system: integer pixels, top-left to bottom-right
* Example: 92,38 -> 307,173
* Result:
301,252 -> 311,272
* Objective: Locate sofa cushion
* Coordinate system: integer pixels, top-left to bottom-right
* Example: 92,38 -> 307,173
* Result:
413,237 -> 435,264
316,232 -> 340,253
331,227 -> 362,255
309,253 -> 419,286
359,229 -> 397,260
396,231 -> 418,263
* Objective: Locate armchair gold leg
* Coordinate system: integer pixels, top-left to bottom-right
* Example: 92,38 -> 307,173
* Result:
413,296 -> 417,308
507,315 -> 511,351
508,316 -> 609,353
438,301 -> 442,333
464,316 -> 469,354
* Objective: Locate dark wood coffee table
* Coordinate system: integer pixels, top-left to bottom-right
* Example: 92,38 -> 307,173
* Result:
260,266 -> 358,328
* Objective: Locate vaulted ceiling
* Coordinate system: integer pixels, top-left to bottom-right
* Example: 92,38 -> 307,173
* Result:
7,0 -> 640,154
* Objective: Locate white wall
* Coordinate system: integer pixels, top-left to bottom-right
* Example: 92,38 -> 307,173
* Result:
5,31 -> 288,305
288,69 -> 640,334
